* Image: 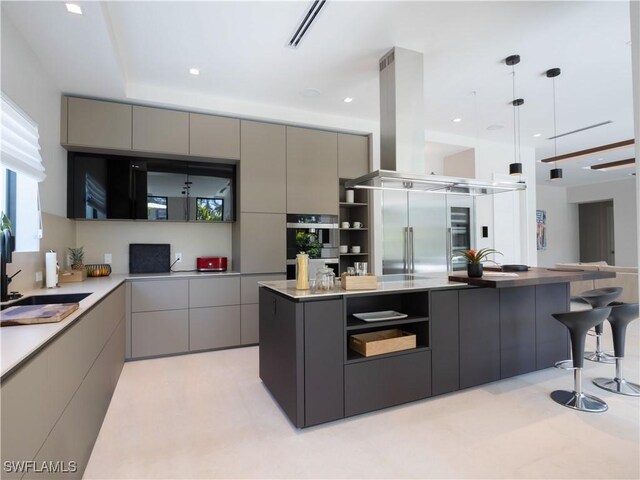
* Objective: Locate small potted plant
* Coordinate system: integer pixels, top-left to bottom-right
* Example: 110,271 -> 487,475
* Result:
68,246 -> 86,271
456,248 -> 502,278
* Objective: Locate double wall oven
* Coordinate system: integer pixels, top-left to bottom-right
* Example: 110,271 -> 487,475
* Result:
286,214 -> 339,280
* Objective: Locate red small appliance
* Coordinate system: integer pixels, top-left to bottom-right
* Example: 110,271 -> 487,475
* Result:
197,256 -> 228,272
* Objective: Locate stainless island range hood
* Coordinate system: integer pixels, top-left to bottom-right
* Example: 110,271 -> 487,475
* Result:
345,47 -> 526,195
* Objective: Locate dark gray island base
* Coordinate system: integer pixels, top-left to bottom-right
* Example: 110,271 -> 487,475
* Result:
258,270 -> 614,428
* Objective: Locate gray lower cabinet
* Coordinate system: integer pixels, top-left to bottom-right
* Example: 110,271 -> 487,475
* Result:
304,300 -> 344,426
535,283 -> 570,369
286,126 -> 338,215
131,310 -> 189,358
259,288 -> 304,427
129,277 -> 245,358
430,289 -> 460,396
190,306 -> 241,351
500,287 -> 536,378
131,279 -> 188,312
240,273 -> 286,345
189,277 -> 240,308
345,351 -> 431,417
0,286 -> 125,479
459,288 -> 500,389
64,96 -> 132,150
132,105 -> 189,155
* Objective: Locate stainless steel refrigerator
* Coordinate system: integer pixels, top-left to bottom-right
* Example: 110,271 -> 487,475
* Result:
382,190 -> 475,274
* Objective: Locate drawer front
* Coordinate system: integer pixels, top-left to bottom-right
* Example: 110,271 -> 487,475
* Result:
241,304 -> 259,345
190,306 -> 241,351
345,351 -> 431,417
241,274 -> 286,304
131,279 -> 188,312
189,277 -> 240,308
131,310 -> 189,358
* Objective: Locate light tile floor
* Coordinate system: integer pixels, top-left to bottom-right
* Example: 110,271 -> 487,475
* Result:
85,322 -> 639,479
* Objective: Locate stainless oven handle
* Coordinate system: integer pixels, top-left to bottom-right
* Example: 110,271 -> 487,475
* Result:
286,223 -> 339,229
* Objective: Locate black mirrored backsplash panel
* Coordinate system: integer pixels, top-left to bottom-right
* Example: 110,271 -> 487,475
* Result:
67,152 -> 236,222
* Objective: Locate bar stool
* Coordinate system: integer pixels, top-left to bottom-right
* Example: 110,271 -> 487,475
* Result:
593,303 -> 640,396
579,287 -> 622,363
551,307 -> 612,412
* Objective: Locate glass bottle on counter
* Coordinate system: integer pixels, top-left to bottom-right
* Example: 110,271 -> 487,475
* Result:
315,266 -> 336,291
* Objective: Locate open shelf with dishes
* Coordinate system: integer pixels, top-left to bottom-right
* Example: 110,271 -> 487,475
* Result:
344,291 -> 430,363
338,179 -> 370,275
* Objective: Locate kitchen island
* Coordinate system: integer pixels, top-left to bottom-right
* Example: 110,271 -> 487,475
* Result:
258,268 -> 616,428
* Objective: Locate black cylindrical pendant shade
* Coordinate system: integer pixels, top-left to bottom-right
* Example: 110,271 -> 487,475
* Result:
509,162 -> 523,175
550,168 -> 563,180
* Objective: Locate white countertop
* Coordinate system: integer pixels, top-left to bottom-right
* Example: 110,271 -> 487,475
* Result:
259,273 -> 469,299
127,270 -> 240,280
1,275 -> 127,379
0,270 -> 242,380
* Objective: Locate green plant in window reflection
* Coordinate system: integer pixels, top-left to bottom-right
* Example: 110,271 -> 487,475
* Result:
1,212 -> 12,235
295,231 -> 321,258
196,198 -> 223,221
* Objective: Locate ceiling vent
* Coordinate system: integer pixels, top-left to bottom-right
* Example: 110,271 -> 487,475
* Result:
548,120 -> 613,140
287,0 -> 327,49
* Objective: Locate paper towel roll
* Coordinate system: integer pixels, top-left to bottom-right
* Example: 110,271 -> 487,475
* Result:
46,250 -> 58,288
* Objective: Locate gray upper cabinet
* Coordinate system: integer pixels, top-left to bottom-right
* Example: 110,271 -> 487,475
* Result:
286,127 -> 338,215
189,113 -> 240,159
240,121 -> 286,213
65,97 -> 132,150
240,212 -> 286,273
132,106 -> 189,155
338,133 -> 369,179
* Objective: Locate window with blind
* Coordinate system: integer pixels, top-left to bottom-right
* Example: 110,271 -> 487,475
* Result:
1,93 -> 46,252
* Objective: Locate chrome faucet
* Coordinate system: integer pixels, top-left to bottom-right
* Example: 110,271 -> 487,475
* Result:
1,229 -> 21,302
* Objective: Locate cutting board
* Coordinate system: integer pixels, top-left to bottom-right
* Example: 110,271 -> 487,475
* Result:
1,303 -> 79,327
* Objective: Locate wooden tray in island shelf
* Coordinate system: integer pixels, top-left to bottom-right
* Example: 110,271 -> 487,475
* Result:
341,273 -> 377,290
349,328 -> 416,357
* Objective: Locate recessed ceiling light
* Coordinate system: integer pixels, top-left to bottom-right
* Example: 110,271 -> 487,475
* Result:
343,97 -> 353,103
486,124 -> 504,131
65,3 -> 82,15
300,88 -> 321,98
452,118 -> 462,123
189,68 -> 200,76
533,133 -> 542,137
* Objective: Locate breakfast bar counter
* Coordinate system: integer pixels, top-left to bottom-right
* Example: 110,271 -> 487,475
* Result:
258,269 -> 615,428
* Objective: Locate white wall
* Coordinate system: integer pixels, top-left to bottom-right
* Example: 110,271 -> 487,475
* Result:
566,178 -> 638,267
443,148 -> 475,179
1,14 -> 77,291
536,185 -> 579,267
1,14 -> 66,217
75,221 -> 233,274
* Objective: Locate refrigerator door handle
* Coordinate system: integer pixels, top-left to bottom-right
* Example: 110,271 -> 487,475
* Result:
404,227 -> 409,273
446,227 -> 452,272
408,226 -> 415,273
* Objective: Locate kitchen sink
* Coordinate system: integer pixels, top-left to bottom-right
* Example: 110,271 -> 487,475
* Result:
1,293 -> 92,310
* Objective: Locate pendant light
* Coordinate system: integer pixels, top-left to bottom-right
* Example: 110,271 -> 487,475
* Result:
547,67 -> 563,180
506,54 -> 524,176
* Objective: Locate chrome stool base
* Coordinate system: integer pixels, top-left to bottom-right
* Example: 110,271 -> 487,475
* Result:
584,350 -> 616,364
554,359 -> 575,370
551,390 -> 608,412
593,378 -> 640,396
